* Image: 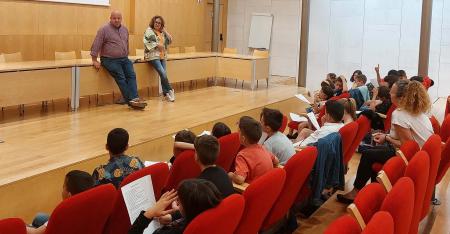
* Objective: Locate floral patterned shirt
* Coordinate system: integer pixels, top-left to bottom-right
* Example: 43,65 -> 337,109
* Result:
92,155 -> 144,190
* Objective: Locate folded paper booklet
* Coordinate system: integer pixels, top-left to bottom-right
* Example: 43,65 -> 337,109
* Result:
295,94 -> 311,104
370,78 -> 379,88
121,175 -> 161,234
307,112 -> 320,130
290,113 -> 308,122
144,161 -> 167,167
198,131 -> 211,137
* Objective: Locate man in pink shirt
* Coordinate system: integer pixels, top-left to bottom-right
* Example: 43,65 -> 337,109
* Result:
91,11 -> 147,110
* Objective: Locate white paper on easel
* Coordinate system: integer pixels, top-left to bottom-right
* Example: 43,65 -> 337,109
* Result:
290,113 -> 308,122
307,112 -> 320,130
258,132 -> 269,145
370,78 -> 379,88
295,94 -> 311,104
121,175 -> 161,234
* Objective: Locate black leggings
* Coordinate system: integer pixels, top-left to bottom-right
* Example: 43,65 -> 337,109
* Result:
353,145 -> 396,190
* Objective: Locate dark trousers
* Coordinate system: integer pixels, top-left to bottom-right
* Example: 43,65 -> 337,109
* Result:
100,57 -> 139,105
353,145 -> 396,190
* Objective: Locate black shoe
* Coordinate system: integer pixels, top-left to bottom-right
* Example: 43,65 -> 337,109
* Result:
336,194 -> 354,204
298,204 -> 319,218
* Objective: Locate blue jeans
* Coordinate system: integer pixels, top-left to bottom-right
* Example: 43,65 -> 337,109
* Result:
359,106 -> 370,111
26,213 -> 50,228
100,57 -> 139,105
149,59 -> 172,95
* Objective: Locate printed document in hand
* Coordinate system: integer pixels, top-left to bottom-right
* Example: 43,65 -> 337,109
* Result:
370,78 -> 379,88
122,175 -> 161,234
307,112 -> 320,130
295,94 -> 311,104
198,131 -> 211,137
258,132 -> 269,145
290,113 -> 308,122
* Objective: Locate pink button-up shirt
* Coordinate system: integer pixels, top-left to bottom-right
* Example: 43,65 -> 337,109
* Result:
90,22 -> 130,59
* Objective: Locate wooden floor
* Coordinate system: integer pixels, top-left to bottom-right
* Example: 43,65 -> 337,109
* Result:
294,97 -> 449,234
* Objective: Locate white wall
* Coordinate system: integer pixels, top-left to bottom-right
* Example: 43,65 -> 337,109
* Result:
227,0 -> 302,78
307,0 -> 450,100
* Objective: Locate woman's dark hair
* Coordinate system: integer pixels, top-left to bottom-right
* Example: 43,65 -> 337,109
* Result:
321,79 -> 335,90
177,179 -> 222,225
350,70 -> 362,82
321,86 -> 334,100
211,122 -> 231,139
149,15 -> 165,29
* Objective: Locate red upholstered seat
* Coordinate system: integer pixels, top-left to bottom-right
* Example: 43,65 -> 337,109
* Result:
261,146 -> 317,231
404,152 -> 430,234
420,135 -> 442,220
344,116 -> 371,165
234,168 -> 286,234
45,184 -> 116,234
351,183 -> 386,226
216,132 -> 240,172
380,177 -> 415,234
293,179 -> 311,206
436,138 -> 450,184
184,194 -> 245,234
361,211 -> 394,234
380,157 -> 407,186
0,218 -> 26,234
287,120 -> 300,132
339,122 -> 358,157
279,115 -> 288,133
323,216 -> 361,234
430,117 -> 441,135
441,115 -> 450,143
102,163 -> 169,234
339,92 -> 350,99
382,104 -> 396,132
163,150 -> 201,192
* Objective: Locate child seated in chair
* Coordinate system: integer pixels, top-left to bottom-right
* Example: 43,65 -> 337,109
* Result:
367,86 -> 392,114
170,130 -> 196,164
333,75 -> 349,97
352,74 -> 370,102
293,100 -> 345,148
26,170 -> 94,234
260,108 -> 296,166
229,116 -> 279,184
211,122 -> 231,139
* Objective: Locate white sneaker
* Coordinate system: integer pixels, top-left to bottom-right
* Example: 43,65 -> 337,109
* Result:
169,89 -> 175,100
164,93 -> 174,102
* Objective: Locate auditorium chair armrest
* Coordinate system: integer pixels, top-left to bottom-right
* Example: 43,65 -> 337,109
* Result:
395,150 -> 409,165
376,170 -> 393,193
276,164 -> 284,169
347,203 -> 367,230
299,113 -> 308,117
233,182 -> 249,194
443,142 -> 446,147
377,113 -> 387,119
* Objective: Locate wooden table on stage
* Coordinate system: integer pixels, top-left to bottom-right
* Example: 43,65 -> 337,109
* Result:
0,52 -> 270,112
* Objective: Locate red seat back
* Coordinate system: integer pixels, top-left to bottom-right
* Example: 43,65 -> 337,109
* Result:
362,211 -> 394,234
323,216 -> 361,234
381,177 -> 415,234
436,138 -> 450,184
441,115 -> 450,143
261,146 -> 317,231
339,122 -> 358,156
382,157 -> 407,186
103,163 -> 169,234
420,135 -> 442,220
163,150 -> 201,192
184,194 -> 245,234
344,116 -> 371,165
318,96 -> 340,127
353,183 -> 387,225
404,152 -> 430,234
339,92 -> 351,99
430,117 -> 441,135
293,178 -> 311,205
400,140 -> 421,162
216,133 -> 240,172
383,104 -> 396,132
45,184 -> 116,234
235,168 -> 286,234
279,115 -> 288,133
0,218 -> 26,234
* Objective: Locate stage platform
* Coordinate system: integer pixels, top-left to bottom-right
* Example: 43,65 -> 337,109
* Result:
0,80 -> 308,222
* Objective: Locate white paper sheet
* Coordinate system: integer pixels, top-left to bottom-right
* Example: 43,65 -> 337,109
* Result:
198,131 -> 211,137
144,161 -> 167,167
121,175 -> 161,234
295,94 -> 311,104
290,113 -> 308,122
307,112 -> 320,130
370,78 -> 379,88
293,141 -> 301,147
356,111 -> 361,115
258,132 -> 269,145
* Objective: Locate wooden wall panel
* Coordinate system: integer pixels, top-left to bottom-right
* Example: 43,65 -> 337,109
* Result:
134,35 -> 144,52
110,0 -> 131,28
182,35 -> 205,52
134,0 -> 160,36
161,0 -> 182,47
182,1 -> 205,36
77,5 -> 110,35
81,35 -> 96,52
43,36 -> 83,60
0,0 -> 39,35
38,2 -> 78,35
0,36 -> 44,61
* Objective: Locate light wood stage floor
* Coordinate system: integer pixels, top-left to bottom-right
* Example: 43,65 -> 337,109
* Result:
0,77 -> 307,222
